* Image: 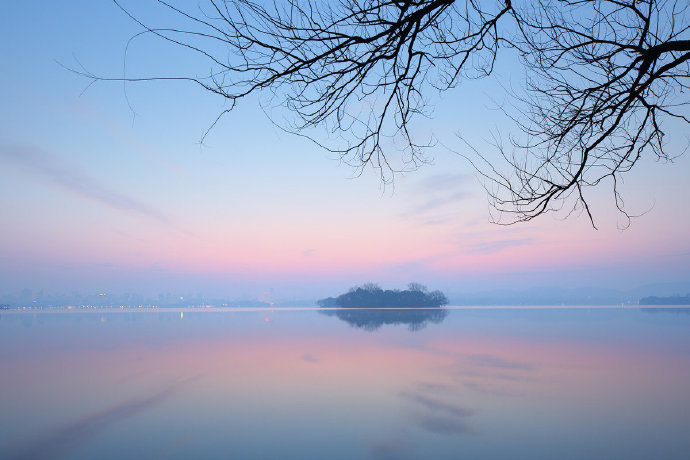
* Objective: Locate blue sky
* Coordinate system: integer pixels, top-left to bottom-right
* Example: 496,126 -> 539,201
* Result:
1,1 -> 689,300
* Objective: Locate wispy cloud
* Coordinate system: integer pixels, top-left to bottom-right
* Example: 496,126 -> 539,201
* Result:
462,380 -> 524,397
415,414 -> 473,435
466,237 -> 534,254
301,353 -> 319,363
417,173 -> 471,192
416,382 -> 451,393
0,140 -> 171,225
405,191 -> 472,217
400,392 -> 473,418
369,438 -> 416,460
384,255 -> 439,275
415,212 -> 464,226
454,369 -> 539,383
402,174 -> 473,220
465,354 -> 535,371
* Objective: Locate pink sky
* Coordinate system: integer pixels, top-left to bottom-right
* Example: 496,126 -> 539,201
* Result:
1,1 -> 688,300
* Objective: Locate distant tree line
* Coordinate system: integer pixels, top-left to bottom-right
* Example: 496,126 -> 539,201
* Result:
639,294 -> 690,306
318,283 -> 448,308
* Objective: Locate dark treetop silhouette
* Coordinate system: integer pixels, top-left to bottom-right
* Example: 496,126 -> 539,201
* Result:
317,282 -> 449,308
640,294 -> 690,305
318,283 -> 449,331
84,1 -> 689,226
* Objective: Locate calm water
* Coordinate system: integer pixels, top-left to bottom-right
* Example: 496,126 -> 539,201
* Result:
1,307 -> 689,459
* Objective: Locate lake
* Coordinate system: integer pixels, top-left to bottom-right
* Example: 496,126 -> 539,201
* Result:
1,307 -> 689,459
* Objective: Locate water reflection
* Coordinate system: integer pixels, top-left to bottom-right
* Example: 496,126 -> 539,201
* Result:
10,382 -> 186,460
319,307 -> 449,331
1,308 -> 689,459
642,307 -> 690,315
399,389 -> 474,435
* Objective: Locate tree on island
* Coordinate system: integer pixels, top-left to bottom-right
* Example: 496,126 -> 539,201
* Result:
78,1 -> 689,226
317,283 -> 449,308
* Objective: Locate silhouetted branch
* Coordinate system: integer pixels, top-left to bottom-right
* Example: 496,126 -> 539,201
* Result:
478,0 -> 690,225
79,1 -> 689,224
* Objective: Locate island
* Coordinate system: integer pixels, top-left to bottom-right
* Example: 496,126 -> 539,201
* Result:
317,283 -> 449,332
317,283 -> 449,308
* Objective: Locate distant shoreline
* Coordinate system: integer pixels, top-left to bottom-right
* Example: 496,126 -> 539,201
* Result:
639,294 -> 690,306
2,304 -> 689,315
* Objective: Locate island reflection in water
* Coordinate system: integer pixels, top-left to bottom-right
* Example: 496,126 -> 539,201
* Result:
1,307 -> 689,459
319,307 -> 449,331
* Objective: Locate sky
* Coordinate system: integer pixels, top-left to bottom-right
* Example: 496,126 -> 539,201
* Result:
1,1 -> 689,301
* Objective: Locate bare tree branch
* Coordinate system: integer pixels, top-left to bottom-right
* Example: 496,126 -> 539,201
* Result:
74,0 -> 689,225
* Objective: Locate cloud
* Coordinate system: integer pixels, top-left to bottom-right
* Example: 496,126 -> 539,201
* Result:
466,237 -> 534,254
0,140 -> 172,225
301,248 -> 317,257
401,174 -> 473,220
417,173 -> 471,192
94,262 -> 116,268
416,212 -> 464,226
465,354 -> 535,371
301,353 -> 319,363
461,381 -> 524,397
384,256 -> 439,275
369,439 -> 416,460
415,414 -> 473,435
405,191 -> 472,217
400,392 -> 473,418
454,368 -> 539,383
415,382 -> 451,393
